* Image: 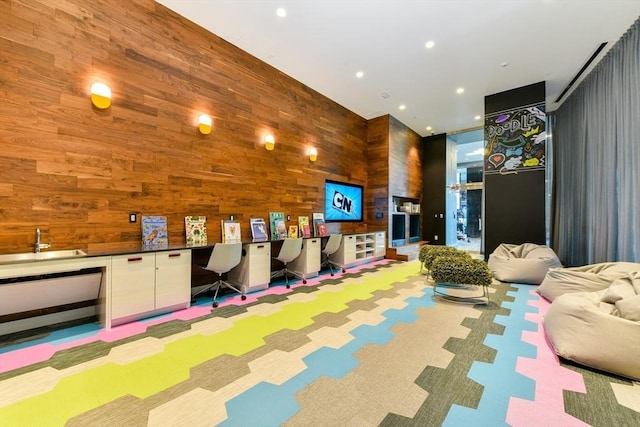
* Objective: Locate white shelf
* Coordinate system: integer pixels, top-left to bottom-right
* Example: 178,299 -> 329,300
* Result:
330,232 -> 386,268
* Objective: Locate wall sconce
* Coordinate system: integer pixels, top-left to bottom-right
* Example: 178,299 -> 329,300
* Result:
264,134 -> 275,151
90,82 -> 111,109
198,114 -> 212,135
308,147 -> 318,162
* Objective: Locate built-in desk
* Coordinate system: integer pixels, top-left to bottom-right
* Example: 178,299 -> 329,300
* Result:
0,232 -> 386,335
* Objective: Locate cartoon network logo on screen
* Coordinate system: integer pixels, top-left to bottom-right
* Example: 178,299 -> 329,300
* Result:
324,180 -> 363,221
332,190 -> 354,215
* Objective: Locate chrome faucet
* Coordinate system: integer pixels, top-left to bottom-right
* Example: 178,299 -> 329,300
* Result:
35,228 -> 51,253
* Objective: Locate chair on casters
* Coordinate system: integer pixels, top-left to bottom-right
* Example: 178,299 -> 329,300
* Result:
192,242 -> 244,308
271,237 -> 303,288
321,233 -> 343,276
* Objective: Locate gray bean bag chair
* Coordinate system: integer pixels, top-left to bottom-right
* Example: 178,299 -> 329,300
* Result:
543,272 -> 640,380
488,243 -> 562,284
538,262 -> 640,302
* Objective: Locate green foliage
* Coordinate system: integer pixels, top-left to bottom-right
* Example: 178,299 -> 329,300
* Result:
431,255 -> 493,286
418,245 -> 430,262
421,245 -> 470,271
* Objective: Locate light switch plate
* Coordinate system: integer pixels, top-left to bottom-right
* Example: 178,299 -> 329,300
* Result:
129,213 -> 137,223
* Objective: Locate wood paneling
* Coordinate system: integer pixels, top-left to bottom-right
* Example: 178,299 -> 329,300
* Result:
0,0 -> 370,253
366,115 -> 422,240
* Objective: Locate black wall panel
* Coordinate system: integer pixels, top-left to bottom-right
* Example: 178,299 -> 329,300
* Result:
484,81 -> 546,258
421,133 -> 447,245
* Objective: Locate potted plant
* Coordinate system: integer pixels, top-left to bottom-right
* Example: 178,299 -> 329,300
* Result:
419,245 -> 470,274
430,254 -> 493,304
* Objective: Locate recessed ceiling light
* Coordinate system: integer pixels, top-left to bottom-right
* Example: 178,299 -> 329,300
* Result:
426,126 -> 432,131
474,115 -> 481,120
425,41 -> 435,49
276,8 -> 287,17
399,105 -> 406,110
456,87 -> 465,94
356,71 -> 364,78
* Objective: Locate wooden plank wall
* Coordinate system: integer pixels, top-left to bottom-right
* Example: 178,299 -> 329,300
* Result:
389,115 -> 423,200
365,115 -> 422,240
365,115 -> 390,232
0,0 -> 371,253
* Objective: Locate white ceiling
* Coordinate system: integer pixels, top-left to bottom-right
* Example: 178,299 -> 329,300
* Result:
157,0 -> 639,137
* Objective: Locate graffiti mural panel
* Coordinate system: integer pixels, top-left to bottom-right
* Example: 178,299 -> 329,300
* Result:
484,103 -> 546,174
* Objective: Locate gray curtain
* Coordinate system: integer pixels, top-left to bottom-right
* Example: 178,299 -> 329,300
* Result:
552,17 -> 639,266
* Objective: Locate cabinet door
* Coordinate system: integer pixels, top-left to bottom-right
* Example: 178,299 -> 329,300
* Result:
246,243 -> 271,286
374,232 -> 386,257
228,242 -> 271,289
111,253 -> 156,319
305,238 -> 321,272
155,250 -> 191,310
343,235 -> 357,264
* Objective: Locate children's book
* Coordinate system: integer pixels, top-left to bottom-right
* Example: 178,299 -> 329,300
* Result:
142,215 -> 168,246
269,211 -> 287,240
221,219 -> 241,243
288,225 -> 299,239
185,216 -> 207,246
312,212 -> 325,237
317,222 -> 328,237
250,218 -> 269,241
298,215 -> 311,238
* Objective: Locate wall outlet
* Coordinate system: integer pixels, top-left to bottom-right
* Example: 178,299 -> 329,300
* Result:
434,235 -> 439,241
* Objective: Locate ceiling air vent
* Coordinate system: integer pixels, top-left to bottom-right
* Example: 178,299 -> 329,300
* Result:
555,42 -> 608,103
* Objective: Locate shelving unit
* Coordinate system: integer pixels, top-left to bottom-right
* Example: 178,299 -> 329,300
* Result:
330,232 -> 386,268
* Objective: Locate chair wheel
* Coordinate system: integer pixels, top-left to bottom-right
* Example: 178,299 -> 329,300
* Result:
342,268 -> 346,273
286,284 -> 290,289
330,272 -> 334,276
241,295 -> 247,300
212,302 -> 219,308
303,279 -> 307,284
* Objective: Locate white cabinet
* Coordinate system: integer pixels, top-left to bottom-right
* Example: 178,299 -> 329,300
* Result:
155,250 -> 192,309
329,234 -> 356,267
290,237 -> 321,281
374,231 -> 386,257
228,242 -> 271,293
110,249 -> 191,324
330,232 -> 386,269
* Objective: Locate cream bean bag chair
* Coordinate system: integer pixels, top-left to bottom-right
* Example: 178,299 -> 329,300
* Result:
543,272 -> 640,380
488,243 -> 562,284
538,262 -> 640,302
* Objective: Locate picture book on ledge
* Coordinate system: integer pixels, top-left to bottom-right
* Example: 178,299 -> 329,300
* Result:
312,212 -> 326,237
288,225 -> 299,239
298,215 -> 311,238
250,218 -> 269,241
185,216 -> 207,246
269,211 -> 287,240
142,215 -> 168,246
221,219 -> 241,243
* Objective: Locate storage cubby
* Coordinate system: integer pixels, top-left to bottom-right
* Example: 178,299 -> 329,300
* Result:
330,232 -> 386,268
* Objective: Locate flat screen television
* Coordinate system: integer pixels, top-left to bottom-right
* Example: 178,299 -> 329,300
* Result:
324,179 -> 364,222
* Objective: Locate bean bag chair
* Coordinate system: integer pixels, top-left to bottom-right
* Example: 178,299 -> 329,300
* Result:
543,272 -> 640,380
488,243 -> 562,284
538,262 -> 640,302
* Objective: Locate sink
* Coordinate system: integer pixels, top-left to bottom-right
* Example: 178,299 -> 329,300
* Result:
0,249 -> 87,264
